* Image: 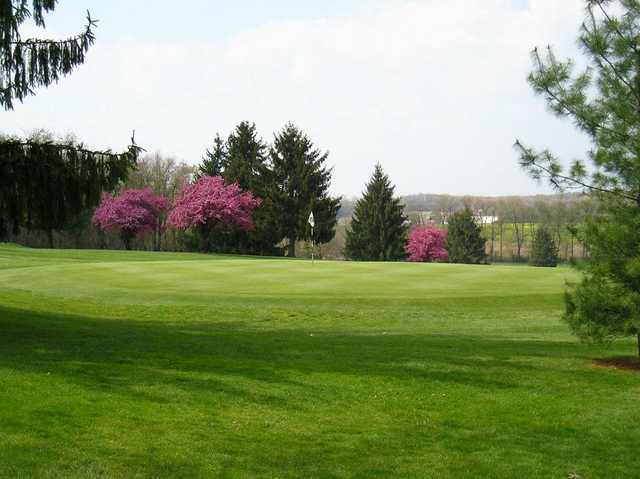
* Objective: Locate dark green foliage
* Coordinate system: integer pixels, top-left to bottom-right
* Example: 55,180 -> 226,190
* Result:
270,123 -> 341,257
0,1 -> 96,110
516,1 -> 640,355
564,199 -> 640,355
529,227 -> 559,267
192,122 -> 340,257
197,134 -> 226,179
219,122 -> 282,255
0,132 -> 139,246
0,4 -> 136,247
224,122 -> 269,193
345,164 -> 407,261
446,207 -> 487,264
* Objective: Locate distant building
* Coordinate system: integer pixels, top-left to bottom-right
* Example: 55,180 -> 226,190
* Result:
474,215 -> 499,224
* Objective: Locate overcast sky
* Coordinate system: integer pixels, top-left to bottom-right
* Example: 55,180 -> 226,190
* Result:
2,0 -> 591,197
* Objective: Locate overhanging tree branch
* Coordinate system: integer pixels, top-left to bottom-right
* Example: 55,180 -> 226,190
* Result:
515,139 -> 640,203
1,7 -> 97,109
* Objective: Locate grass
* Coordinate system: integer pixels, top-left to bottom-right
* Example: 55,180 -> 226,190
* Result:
0,245 -> 638,478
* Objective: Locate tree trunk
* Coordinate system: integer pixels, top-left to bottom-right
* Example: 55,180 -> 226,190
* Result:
199,224 -> 210,253
287,237 -> 296,258
121,231 -> 133,250
47,228 -> 54,249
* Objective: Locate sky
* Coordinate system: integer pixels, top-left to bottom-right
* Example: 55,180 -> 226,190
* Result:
2,0 -> 591,197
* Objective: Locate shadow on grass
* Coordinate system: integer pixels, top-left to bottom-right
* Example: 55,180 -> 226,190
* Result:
0,304 -> 611,406
3,304 -> 640,478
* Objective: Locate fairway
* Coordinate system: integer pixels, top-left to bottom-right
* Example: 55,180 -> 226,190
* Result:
0,245 -> 638,478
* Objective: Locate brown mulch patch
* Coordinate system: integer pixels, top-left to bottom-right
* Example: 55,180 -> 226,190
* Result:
593,357 -> 640,372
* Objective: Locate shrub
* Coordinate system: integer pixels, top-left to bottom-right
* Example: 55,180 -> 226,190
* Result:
529,227 -> 559,267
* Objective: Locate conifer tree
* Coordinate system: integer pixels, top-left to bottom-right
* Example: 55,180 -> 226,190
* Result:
345,164 -> 407,261
0,131 -> 139,246
0,3 -> 139,245
446,207 -> 487,264
529,227 -> 559,267
516,0 -> 640,355
270,123 -> 341,257
224,122 -> 269,193
197,134 -> 226,179
220,122 -> 281,254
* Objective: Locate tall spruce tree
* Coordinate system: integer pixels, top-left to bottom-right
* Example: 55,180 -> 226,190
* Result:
219,122 -> 281,255
270,123 -> 341,257
0,3 -> 139,246
345,164 -> 407,261
516,0 -> 640,355
197,134 -> 226,179
224,122 -> 269,192
445,207 -> 487,264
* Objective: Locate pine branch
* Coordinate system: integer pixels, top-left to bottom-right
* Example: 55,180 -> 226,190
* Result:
581,9 -> 640,106
592,0 -> 640,55
515,139 -> 639,203
532,47 -> 634,150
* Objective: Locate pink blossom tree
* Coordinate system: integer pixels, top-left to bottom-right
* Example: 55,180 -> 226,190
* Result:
92,188 -> 170,250
167,176 -> 261,252
405,225 -> 448,262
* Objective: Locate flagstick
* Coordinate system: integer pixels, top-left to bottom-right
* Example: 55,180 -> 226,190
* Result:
308,211 -> 315,266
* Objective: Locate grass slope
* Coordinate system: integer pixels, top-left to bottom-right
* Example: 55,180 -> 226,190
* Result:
0,245 -> 638,478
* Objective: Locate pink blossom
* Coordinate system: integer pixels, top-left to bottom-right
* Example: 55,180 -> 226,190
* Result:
167,176 -> 260,231
405,225 -> 449,262
92,188 -> 170,247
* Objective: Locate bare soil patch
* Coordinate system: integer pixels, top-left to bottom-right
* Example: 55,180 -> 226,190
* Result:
593,357 -> 640,372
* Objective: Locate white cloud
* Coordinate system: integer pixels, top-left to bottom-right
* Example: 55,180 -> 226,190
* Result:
3,0 -> 589,196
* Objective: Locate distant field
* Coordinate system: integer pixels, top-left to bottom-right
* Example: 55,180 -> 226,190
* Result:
0,245 -> 638,478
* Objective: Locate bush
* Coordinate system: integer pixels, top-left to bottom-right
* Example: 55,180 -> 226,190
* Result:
529,227 -> 559,267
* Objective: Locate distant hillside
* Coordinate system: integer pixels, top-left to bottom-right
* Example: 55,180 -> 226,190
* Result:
337,192 -> 584,220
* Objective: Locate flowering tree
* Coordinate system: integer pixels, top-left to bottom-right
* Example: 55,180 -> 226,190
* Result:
167,176 -> 261,252
405,226 -> 448,262
92,188 -> 170,250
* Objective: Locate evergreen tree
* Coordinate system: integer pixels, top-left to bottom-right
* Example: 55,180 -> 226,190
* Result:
1,1 -> 96,110
270,123 -> 341,257
446,207 -> 487,264
345,164 -> 407,261
516,0 -> 640,355
224,122 -> 269,192
0,4 -> 138,246
220,122 -> 281,255
529,227 -> 559,267
0,131 -> 139,246
197,134 -> 226,179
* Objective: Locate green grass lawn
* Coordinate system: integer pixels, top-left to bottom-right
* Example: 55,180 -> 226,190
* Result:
0,244 -> 638,478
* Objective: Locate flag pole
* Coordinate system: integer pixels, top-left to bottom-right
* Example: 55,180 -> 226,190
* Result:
308,210 -> 315,265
